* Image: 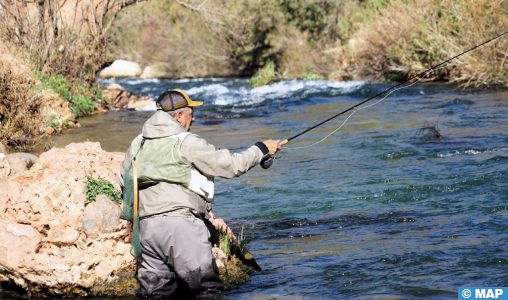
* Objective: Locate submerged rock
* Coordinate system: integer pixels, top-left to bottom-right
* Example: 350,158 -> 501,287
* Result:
0,142 -> 257,296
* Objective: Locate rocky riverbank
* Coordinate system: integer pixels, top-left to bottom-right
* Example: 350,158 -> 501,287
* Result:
0,142 -> 257,297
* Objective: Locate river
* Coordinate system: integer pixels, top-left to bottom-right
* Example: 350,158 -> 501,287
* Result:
39,77 -> 508,299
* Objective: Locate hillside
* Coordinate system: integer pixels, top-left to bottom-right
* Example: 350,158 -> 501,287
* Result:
109,0 -> 508,86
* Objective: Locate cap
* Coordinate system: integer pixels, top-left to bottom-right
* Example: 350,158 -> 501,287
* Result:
155,89 -> 203,111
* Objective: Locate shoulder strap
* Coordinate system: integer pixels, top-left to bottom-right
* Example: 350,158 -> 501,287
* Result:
130,134 -> 145,161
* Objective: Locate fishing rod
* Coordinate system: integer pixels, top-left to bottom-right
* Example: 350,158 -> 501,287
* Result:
260,30 -> 508,169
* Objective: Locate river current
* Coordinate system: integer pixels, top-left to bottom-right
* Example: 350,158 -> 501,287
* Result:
40,78 -> 508,299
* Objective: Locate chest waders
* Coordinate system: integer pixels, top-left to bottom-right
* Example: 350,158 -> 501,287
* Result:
121,132 -> 215,258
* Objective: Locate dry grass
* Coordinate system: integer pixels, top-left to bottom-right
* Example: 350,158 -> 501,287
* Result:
330,0 -> 508,87
0,61 -> 43,151
436,0 -> 508,87
273,25 -> 331,79
109,1 -> 231,78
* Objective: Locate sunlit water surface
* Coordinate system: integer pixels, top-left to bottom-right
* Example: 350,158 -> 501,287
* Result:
37,78 -> 508,299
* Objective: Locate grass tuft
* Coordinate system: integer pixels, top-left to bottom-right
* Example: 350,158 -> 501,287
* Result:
38,74 -> 96,118
250,61 -> 277,88
301,71 -> 324,80
84,176 -> 122,206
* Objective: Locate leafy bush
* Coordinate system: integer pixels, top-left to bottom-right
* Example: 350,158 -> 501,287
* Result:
85,176 -> 122,206
302,71 -> 324,80
71,94 -> 96,117
278,0 -> 337,41
39,74 -> 96,117
250,61 -> 277,87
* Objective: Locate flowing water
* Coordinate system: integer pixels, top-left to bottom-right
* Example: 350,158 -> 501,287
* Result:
39,78 -> 508,299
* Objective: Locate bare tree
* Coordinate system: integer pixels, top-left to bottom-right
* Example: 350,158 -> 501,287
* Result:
0,0 -> 145,80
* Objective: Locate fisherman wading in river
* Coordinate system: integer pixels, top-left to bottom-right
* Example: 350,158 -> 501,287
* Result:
119,89 -> 285,297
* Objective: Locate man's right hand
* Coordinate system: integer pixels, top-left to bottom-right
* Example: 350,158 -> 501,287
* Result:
262,139 -> 287,156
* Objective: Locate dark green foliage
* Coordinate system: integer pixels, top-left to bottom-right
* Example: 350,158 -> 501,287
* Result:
278,0 -> 336,40
84,176 -> 122,205
231,2 -> 284,76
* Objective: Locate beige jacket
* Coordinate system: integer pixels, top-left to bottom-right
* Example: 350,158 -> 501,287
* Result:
119,110 -> 266,219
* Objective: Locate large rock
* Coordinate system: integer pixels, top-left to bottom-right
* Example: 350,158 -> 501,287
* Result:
0,220 -> 42,270
82,194 -> 121,238
99,60 -> 142,78
126,99 -> 156,111
101,83 -> 153,110
0,142 -> 257,297
0,153 -> 11,179
140,65 -> 168,79
0,142 -> 135,296
5,152 -> 38,175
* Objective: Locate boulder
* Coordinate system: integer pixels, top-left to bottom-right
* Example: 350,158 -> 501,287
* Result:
126,99 -> 156,111
0,220 -> 43,275
0,153 -> 11,179
5,152 -> 38,175
82,194 -> 121,238
104,83 -> 124,91
0,142 -> 133,296
140,65 -> 167,78
100,84 -> 153,110
99,60 -> 142,78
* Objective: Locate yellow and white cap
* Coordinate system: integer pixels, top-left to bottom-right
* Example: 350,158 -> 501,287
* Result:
156,89 -> 203,111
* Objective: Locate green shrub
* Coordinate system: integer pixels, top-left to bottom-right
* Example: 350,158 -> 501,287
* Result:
85,176 -> 122,205
71,94 -> 96,117
278,0 -> 336,41
39,74 -> 96,117
250,61 -> 277,88
46,118 -> 61,130
301,71 -> 324,80
40,74 -> 72,100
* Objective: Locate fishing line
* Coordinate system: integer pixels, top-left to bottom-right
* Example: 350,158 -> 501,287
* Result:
259,30 -> 508,169
285,62 -> 452,150
284,77 -> 423,150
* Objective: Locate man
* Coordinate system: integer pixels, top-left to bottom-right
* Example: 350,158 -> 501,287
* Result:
119,89 -> 284,297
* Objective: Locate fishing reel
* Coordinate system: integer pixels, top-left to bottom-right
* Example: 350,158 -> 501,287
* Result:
260,139 -> 288,169
260,156 -> 274,169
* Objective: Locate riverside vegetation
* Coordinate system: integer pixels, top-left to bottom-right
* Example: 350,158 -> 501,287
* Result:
111,0 -> 507,86
1,0 -> 507,149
